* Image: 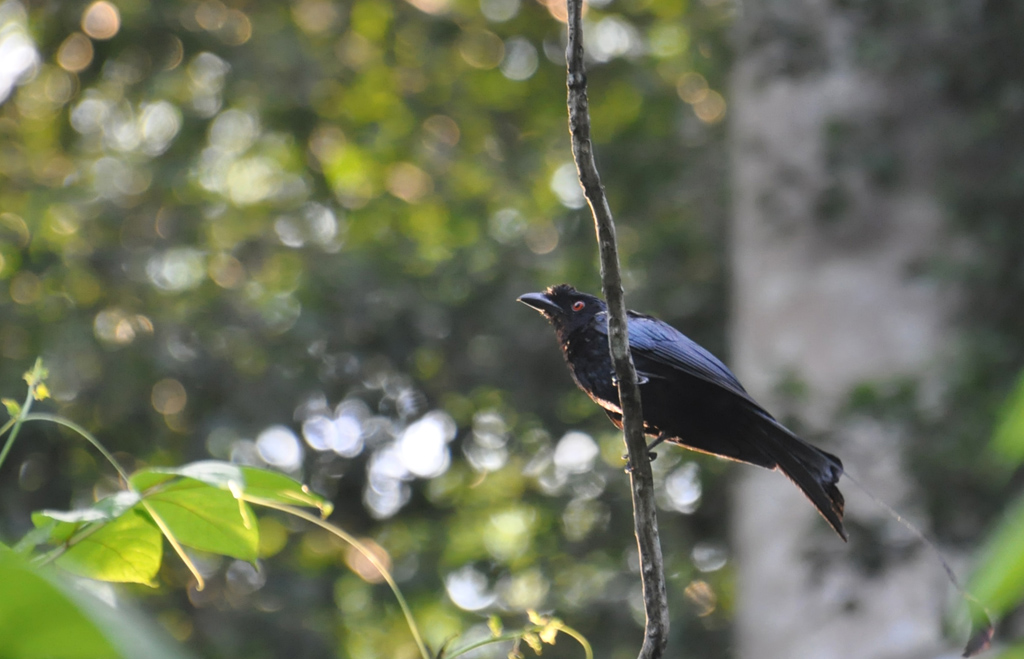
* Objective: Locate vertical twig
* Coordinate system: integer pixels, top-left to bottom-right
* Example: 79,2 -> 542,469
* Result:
564,2 -> 669,657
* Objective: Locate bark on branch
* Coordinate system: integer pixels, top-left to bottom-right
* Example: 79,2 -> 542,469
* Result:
564,2 -> 669,656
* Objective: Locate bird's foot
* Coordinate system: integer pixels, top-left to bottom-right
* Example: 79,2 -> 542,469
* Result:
621,450 -> 658,473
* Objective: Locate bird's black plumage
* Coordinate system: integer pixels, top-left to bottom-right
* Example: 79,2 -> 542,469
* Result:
519,284 -> 847,540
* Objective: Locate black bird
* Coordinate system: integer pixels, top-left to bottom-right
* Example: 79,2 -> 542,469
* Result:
519,284 -> 847,540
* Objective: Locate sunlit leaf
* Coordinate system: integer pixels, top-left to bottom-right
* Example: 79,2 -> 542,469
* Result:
131,460 -> 244,492
32,491 -> 142,545
238,466 -> 333,516
141,477 -> 258,561
55,508 -> 162,585
131,461 -> 331,516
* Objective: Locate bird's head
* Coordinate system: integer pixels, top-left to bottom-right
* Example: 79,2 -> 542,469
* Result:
517,284 -> 605,335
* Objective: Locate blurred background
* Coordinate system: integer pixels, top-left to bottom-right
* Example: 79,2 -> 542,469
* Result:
0,0 -> 1022,657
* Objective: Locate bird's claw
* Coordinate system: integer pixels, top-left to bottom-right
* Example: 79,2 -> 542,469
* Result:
621,450 -> 658,472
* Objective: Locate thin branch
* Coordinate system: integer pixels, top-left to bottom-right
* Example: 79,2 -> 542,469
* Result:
564,2 -> 670,657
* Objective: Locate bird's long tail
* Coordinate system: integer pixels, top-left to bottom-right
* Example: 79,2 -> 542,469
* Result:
758,420 -> 847,541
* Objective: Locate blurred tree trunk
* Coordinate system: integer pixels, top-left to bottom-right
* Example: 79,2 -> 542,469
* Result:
729,2 -> 958,657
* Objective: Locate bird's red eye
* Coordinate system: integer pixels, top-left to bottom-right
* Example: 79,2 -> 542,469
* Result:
572,300 -> 585,311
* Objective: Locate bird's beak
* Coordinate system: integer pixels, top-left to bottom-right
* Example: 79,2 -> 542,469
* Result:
517,291 -> 561,316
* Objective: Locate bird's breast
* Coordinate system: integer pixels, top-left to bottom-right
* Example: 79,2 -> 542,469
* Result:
563,331 -> 620,410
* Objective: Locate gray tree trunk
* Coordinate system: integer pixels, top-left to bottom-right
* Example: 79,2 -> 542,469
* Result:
729,2 -> 959,657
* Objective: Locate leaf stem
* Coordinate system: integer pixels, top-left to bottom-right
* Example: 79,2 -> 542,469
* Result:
139,499 -> 205,591
20,413 -> 131,482
242,496 -> 431,659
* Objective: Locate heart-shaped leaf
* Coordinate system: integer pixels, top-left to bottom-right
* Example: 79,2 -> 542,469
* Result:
131,460 -> 331,516
140,478 -> 259,561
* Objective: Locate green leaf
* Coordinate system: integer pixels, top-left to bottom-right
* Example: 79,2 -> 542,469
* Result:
131,460 -> 244,492
969,493 -> 1024,616
141,477 -> 259,561
238,465 -> 334,516
2,397 -> 21,417
0,545 -> 193,659
32,491 -> 142,545
55,508 -> 162,586
0,545 -> 119,658
13,522 -> 58,554
993,644 -> 1024,659
131,460 -> 332,516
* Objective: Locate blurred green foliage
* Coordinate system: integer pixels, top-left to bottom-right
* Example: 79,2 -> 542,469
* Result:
0,0 -> 735,656
4,0 -> 1024,655
0,544 -> 191,659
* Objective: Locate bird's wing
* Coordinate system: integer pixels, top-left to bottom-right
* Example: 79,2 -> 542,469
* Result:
622,312 -> 757,403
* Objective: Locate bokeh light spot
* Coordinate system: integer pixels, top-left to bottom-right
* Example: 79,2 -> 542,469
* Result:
94,308 -> 137,346
292,0 -> 339,35
0,7 -> 39,104
0,212 -> 30,247
331,409 -> 365,457
484,507 -> 535,561
139,101 -> 183,156
500,568 -> 549,610
208,253 -> 245,288
590,16 -> 640,63
692,542 -> 728,572
397,411 -> 456,478
256,425 -> 304,470
152,378 -> 187,415
500,37 -> 538,81
480,0 -> 520,22
445,565 -> 496,611
81,2 -> 120,40
458,28 -> 504,70
554,431 -> 599,475
550,162 -> 585,209
386,162 -> 433,203
146,248 -> 206,291
677,72 -> 709,104
10,271 -> 41,305
219,10 -> 252,46
649,24 -> 687,59
226,559 -> 265,595
194,1 -> 227,31
693,89 -> 726,124
524,221 -> 559,255
665,461 -> 702,513
56,33 -> 94,73
344,537 -> 391,583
